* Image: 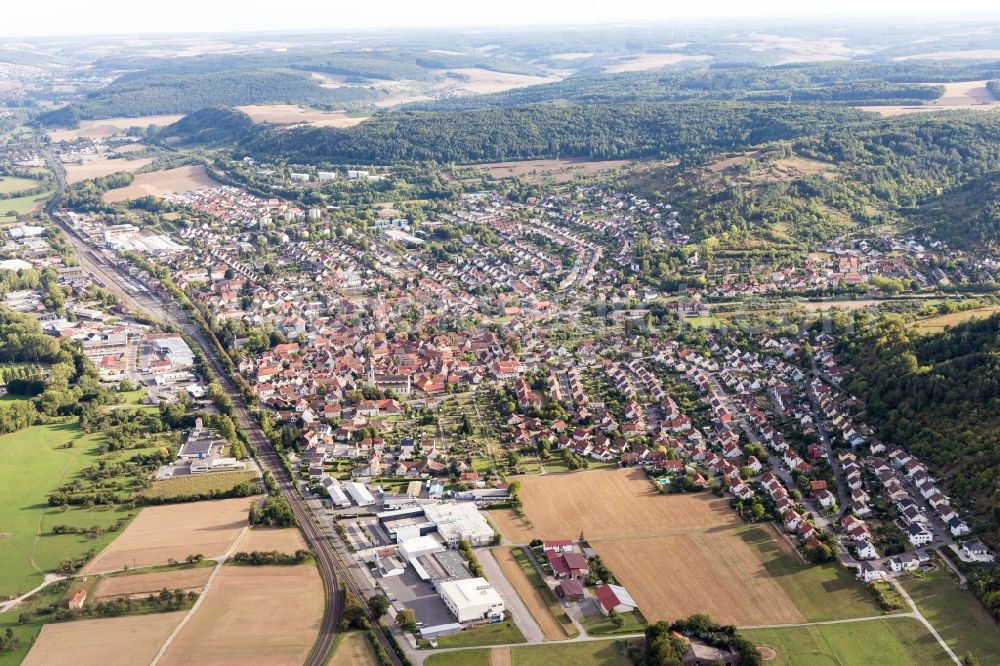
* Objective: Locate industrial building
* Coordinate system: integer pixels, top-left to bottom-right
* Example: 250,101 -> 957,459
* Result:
438,578 -> 505,624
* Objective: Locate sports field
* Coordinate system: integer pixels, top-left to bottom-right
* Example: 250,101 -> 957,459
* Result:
22,611 -> 185,666
83,496 -> 256,573
744,617 -> 952,665
0,422 -> 135,597
157,564 -> 323,665
494,470 -> 881,626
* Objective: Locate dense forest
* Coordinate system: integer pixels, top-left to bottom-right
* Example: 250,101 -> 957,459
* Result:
840,314 -> 1000,551
234,103 -> 869,163
37,70 -> 374,126
407,60 -> 1000,112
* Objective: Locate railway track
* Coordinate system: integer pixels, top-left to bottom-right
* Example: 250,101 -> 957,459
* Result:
43,151 -> 405,666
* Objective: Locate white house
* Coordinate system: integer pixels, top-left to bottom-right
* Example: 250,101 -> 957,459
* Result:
961,541 -> 996,563
855,540 -> 878,560
948,517 -> 971,538
857,561 -> 883,583
439,578 -> 505,624
906,523 -> 933,548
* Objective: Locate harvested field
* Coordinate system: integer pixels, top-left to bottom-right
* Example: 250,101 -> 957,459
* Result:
433,68 -> 559,94
64,156 -> 153,184
22,611 -> 185,666
102,165 -> 217,203
490,647 -> 512,666
491,548 -> 567,640
492,468 -> 737,542
862,80 -> 1000,116
797,299 -> 886,312
84,496 -> 256,573
93,566 -> 213,600
235,527 -> 308,554
604,53 -> 711,73
158,564 -> 323,666
896,49 -> 1000,60
548,52 -> 594,61
465,159 -> 629,185
330,631 -> 376,666
47,115 -> 183,142
592,532 -> 804,626
235,104 -> 368,128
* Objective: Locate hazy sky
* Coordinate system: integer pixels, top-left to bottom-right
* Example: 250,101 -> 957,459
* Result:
4,0 -> 1000,38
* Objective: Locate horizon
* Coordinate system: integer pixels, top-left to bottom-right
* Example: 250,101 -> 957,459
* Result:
4,0 -> 1000,40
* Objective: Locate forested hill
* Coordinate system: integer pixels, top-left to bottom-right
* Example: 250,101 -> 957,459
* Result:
237,103 -> 869,163
912,171 -> 1000,247
37,70 -> 372,127
839,314 -> 1000,551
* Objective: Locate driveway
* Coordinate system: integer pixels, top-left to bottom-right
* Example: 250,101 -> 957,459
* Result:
478,548 -> 545,643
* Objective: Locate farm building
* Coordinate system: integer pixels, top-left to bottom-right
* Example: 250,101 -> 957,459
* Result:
555,579 -> 584,602
595,584 -> 637,614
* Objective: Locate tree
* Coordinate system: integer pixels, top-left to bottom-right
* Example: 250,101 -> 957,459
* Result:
367,593 -> 390,618
609,608 -> 625,629
397,608 -> 417,633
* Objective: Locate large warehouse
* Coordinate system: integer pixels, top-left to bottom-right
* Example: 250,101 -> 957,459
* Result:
438,577 -> 505,624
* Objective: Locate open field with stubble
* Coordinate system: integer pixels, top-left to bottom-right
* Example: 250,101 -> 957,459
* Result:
236,104 -> 368,128
47,115 -> 184,142
102,165 -> 217,202
64,156 -> 153,184
93,566 -> 213,600
83,496 -> 257,573
21,611 -> 186,666
493,469 -> 881,626
234,526 -> 307,554
157,564 -> 323,666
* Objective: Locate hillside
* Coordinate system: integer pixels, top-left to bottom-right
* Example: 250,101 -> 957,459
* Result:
155,107 -> 257,147
839,314 -> 1000,550
38,70 -> 374,127
912,171 -> 1000,247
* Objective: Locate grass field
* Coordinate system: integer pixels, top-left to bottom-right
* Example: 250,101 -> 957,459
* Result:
461,159 -> 628,185
911,306 -> 1000,333
236,104 -> 368,128
738,525 -> 882,622
329,630 -> 376,666
425,650 -> 490,666
0,422 -> 137,597
744,617 -> 952,665
83,496 -> 257,573
902,566 -> 1000,664
0,189 -> 53,221
21,611 -> 186,666
0,176 -> 38,195
435,614 -> 526,648
491,547 -> 575,640
158,564 -> 323,666
510,640 -> 634,666
141,470 -> 259,500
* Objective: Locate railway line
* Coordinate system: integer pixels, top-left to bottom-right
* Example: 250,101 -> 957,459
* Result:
43,151 -> 405,666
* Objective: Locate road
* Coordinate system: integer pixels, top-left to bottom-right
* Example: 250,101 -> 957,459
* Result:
43,152 -> 404,666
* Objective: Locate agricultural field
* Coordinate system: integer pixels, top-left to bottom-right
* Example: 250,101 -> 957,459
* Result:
329,631 -> 376,666
21,611 -> 186,666
432,68 -> 560,95
235,104 -> 368,128
46,115 -> 184,142
157,563 -> 323,666
426,640 -> 635,666
101,165 -> 217,203
902,566 -> 1000,664
603,53 -> 711,73
491,468 -> 736,542
911,305 -> 1000,333
493,470 -> 881,626
92,566 -> 214,600
64,156 -> 154,184
0,176 -> 38,195
744,617 -> 952,666
862,80 -> 1000,116
490,547 -> 572,640
83,496 -> 257,573
0,422 -> 137,598
141,470 -> 259,500
234,526 -> 307,554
